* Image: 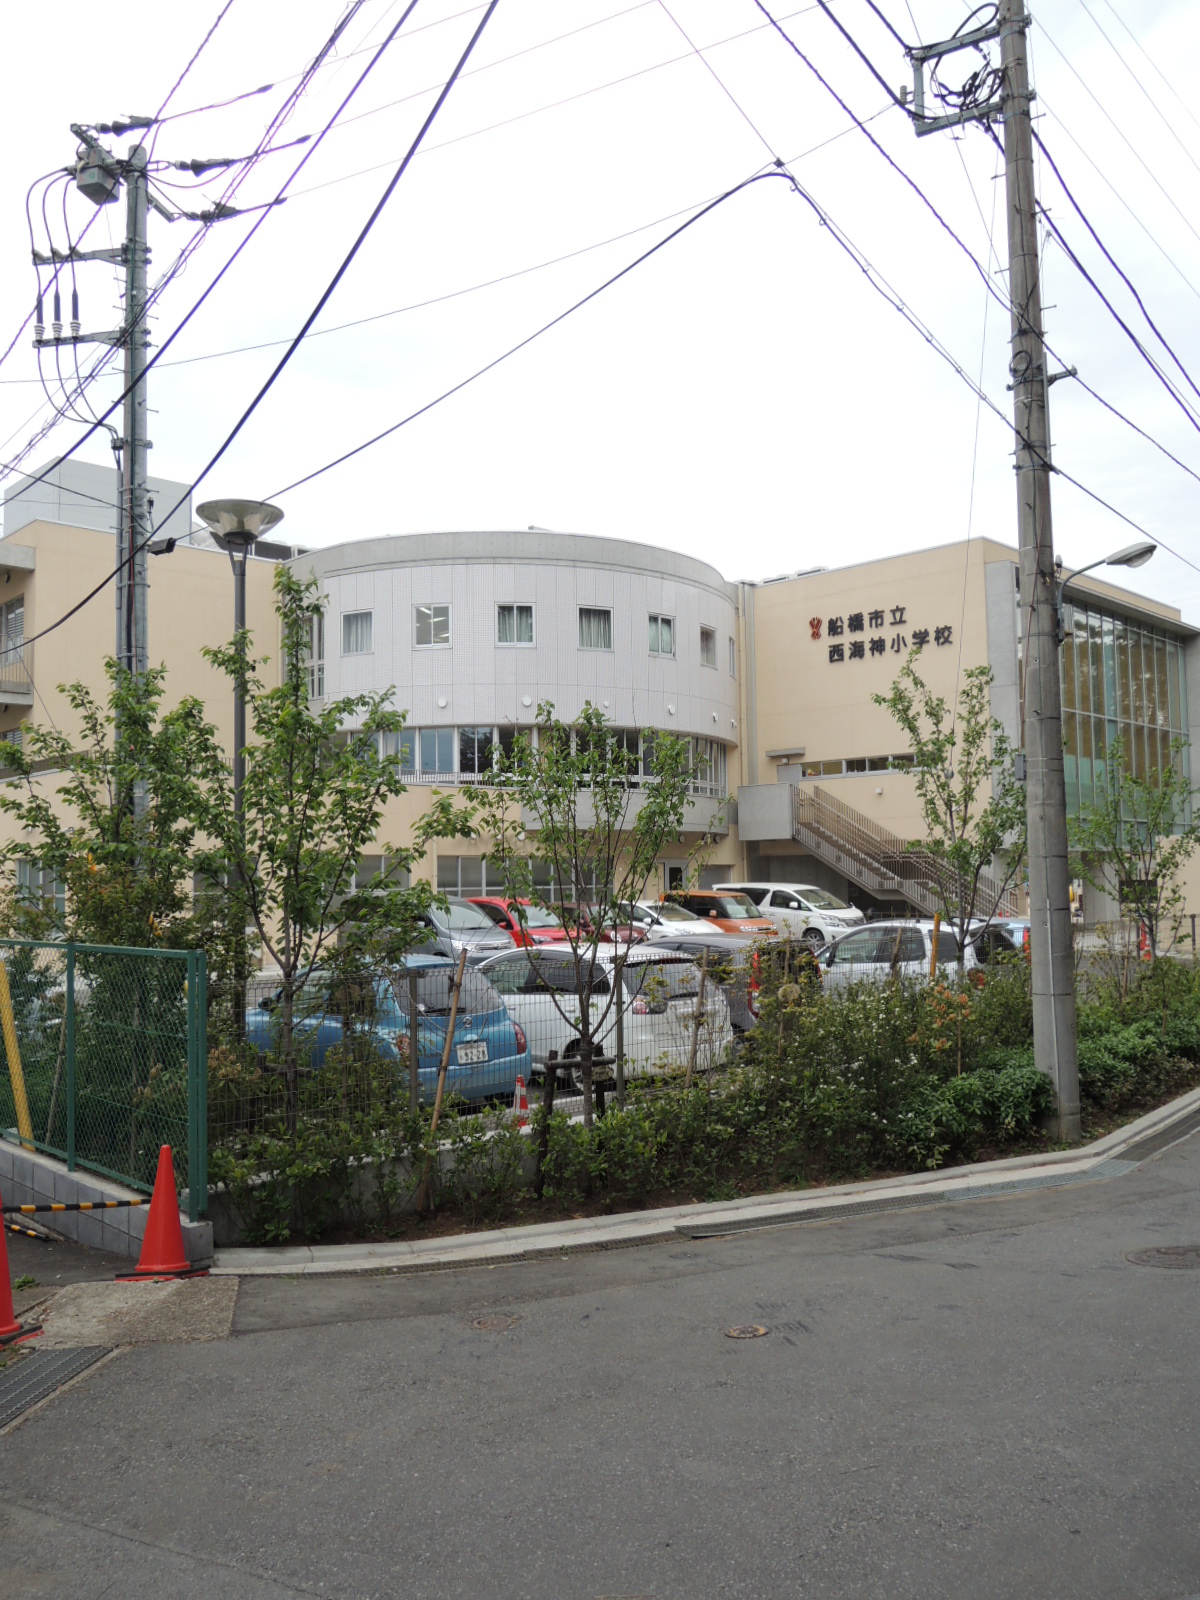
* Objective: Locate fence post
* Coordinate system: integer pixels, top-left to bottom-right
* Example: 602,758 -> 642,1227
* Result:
187,950 -> 208,1224
65,941 -> 76,1172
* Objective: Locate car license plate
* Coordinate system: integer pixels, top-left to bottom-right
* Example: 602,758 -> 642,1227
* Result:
456,1041 -> 488,1065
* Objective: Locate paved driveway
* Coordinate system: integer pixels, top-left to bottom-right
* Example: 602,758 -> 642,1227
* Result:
3,1136 -> 1200,1599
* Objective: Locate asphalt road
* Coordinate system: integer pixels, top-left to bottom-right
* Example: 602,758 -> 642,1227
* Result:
3,1135 -> 1200,1600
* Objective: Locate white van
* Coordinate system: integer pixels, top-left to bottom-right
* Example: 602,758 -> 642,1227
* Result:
714,882 -> 865,948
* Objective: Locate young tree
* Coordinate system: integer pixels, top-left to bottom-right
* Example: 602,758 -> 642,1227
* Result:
475,701 -> 703,1126
1069,733 -> 1200,958
0,661 -> 221,946
873,656 -> 1026,972
203,567 -> 473,1128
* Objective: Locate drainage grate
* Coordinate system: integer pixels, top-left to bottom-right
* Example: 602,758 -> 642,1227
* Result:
1126,1245 -> 1200,1270
0,1347 -> 110,1429
1116,1109 -> 1200,1166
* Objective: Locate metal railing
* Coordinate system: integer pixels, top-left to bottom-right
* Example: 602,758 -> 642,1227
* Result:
0,641 -> 33,700
793,784 -> 1022,920
0,940 -> 207,1221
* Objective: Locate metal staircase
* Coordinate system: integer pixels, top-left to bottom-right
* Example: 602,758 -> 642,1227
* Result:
791,784 -> 1022,919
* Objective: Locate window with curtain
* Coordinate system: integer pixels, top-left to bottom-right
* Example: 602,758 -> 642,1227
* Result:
415,603 -> 451,647
303,610 -> 324,698
648,613 -> 674,655
497,604 -> 534,644
578,606 -> 612,650
342,610 -> 372,655
700,625 -> 717,667
381,729 -> 416,772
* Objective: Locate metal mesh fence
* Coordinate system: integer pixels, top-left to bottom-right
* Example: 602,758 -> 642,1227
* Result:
0,940 -> 207,1220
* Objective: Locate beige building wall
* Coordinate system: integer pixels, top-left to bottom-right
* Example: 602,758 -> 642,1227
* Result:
745,539 -> 1016,843
0,520 -> 280,754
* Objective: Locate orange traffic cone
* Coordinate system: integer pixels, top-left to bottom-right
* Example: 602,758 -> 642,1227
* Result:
511,1075 -> 529,1129
118,1145 -> 206,1280
0,1182 -> 41,1345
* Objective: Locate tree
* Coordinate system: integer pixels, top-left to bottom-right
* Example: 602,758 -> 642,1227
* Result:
202,567 -> 474,1128
0,660 -> 221,947
475,701 -> 702,1127
1069,733 -> 1200,958
873,656 -> 1026,972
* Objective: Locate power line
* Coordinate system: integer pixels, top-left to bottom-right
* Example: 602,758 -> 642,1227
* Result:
0,0 -> 416,500
1033,127 -> 1200,405
1095,0 -> 1200,140
1074,0 -> 1200,180
655,0 -> 782,159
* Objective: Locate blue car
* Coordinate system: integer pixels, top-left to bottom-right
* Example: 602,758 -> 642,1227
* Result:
245,954 -> 529,1105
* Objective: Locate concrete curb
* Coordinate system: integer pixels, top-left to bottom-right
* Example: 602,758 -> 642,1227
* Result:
211,1084 -> 1200,1279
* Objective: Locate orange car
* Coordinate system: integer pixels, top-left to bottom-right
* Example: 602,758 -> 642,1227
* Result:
662,891 -> 780,940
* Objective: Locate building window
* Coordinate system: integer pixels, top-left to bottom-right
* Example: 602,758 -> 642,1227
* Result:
342,610 -> 373,655
497,604 -> 534,645
0,597 -> 24,667
459,726 -> 495,775
420,727 -> 456,774
729,635 -> 737,677
303,611 -> 324,698
415,603 -> 451,648
578,607 -> 613,651
700,626 -> 717,668
0,729 -> 21,748
16,860 -> 65,919
648,614 -> 675,656
381,729 -> 416,772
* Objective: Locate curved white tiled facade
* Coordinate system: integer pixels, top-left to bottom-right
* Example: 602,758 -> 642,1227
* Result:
292,530 -> 740,758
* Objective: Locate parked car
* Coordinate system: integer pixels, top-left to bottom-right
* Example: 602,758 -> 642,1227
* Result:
467,896 -> 568,948
662,890 -> 780,940
969,919 -> 1029,964
646,932 -> 761,1034
623,900 -> 736,941
477,943 -> 733,1082
245,954 -> 529,1103
558,902 -> 647,945
415,900 -> 514,961
715,882 -> 865,948
819,921 -> 980,990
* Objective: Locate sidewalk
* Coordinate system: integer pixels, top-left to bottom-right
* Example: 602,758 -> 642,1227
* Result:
211,1084 -> 1200,1278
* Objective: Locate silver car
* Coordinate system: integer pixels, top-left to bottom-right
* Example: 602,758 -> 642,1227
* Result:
820,921 -> 981,989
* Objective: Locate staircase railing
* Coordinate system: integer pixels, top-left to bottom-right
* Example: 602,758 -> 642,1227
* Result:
792,784 -> 1022,920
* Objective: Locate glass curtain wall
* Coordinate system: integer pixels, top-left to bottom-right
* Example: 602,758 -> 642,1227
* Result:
1061,601 -> 1190,822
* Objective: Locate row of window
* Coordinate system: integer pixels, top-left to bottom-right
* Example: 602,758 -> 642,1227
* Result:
794,754 -> 916,778
379,725 -> 728,793
322,602 -> 736,674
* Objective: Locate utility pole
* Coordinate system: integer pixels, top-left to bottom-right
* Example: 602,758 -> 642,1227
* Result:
117,143 -> 150,682
906,0 -> 1080,1139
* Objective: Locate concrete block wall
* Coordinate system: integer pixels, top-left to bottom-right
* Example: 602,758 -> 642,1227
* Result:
0,1138 -> 212,1266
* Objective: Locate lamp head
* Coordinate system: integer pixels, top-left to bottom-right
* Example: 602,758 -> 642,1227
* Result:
1104,540 -> 1156,570
196,497 -> 284,553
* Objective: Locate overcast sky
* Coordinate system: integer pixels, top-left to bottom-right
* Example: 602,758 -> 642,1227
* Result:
1,0 -> 1198,617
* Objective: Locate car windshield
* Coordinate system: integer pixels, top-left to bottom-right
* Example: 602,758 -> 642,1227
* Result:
653,901 -> 704,923
798,887 -> 851,911
623,959 -> 703,999
395,967 -> 499,1015
511,903 -> 563,929
443,903 -> 499,932
714,895 -> 761,918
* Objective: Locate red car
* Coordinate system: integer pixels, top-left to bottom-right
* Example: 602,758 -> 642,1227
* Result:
468,896 -> 568,948
558,903 -> 647,946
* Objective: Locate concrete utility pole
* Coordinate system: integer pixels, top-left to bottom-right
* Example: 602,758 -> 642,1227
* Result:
907,0 -> 1079,1139
117,144 -> 151,681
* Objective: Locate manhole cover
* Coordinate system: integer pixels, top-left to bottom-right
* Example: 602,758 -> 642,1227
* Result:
471,1314 -> 520,1332
725,1324 -> 769,1339
1126,1245 -> 1200,1270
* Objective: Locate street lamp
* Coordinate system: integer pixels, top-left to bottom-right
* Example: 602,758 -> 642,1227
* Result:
196,498 -> 283,1041
196,498 -> 284,816
1054,540 -> 1156,643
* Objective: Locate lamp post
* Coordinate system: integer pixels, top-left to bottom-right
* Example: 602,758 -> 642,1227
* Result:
1054,541 -> 1156,643
196,499 -> 284,816
196,499 -> 284,1037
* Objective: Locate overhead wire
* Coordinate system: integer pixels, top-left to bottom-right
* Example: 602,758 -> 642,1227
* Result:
1073,0 -> 1200,180
1095,0 -> 1200,140
655,0 -> 782,159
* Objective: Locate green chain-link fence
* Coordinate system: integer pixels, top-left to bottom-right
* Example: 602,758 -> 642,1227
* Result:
0,940 -> 207,1221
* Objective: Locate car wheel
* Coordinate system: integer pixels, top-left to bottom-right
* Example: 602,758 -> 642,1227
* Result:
801,927 -> 825,950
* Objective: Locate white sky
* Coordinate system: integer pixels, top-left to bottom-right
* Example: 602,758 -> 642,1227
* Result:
1,0 -> 1198,619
